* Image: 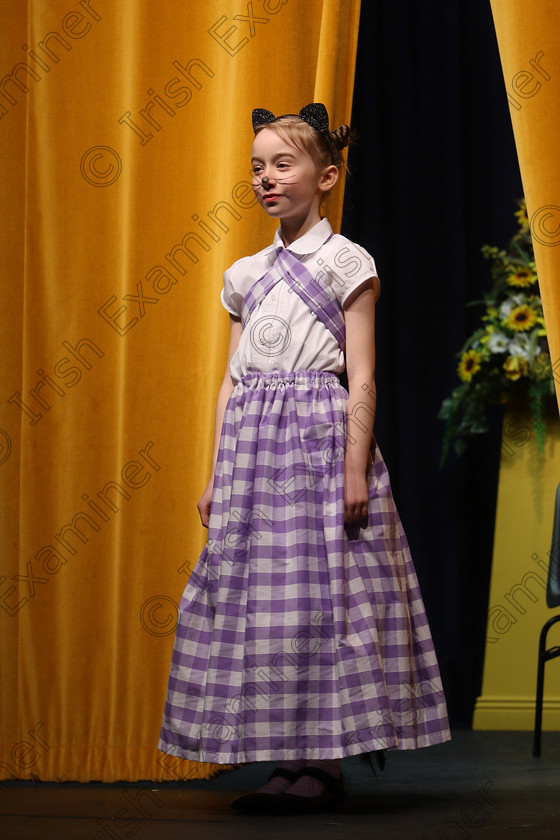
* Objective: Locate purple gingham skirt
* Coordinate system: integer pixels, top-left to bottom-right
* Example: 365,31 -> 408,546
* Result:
158,370 -> 450,763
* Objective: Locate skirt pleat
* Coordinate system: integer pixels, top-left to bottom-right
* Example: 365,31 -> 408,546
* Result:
158,370 -> 450,763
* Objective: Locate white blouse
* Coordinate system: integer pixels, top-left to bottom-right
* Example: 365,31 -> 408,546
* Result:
221,218 -> 379,385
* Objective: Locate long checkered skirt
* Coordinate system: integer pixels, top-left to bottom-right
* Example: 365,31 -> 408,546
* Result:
159,370 -> 450,763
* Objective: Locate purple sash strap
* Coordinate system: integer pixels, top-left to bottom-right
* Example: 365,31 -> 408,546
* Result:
241,253 -> 283,328
241,245 -> 346,351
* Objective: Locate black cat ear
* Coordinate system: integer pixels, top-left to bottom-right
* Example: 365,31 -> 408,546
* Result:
299,103 -> 329,133
252,109 -> 276,132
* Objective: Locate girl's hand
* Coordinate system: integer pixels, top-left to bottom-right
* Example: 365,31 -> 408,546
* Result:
197,479 -> 214,528
344,462 -> 369,526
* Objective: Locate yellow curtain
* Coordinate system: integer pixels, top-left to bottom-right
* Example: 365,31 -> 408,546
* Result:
473,1 -> 560,732
0,0 -> 361,782
490,0 -> 560,410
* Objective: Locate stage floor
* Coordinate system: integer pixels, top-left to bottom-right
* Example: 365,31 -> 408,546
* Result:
1,730 -> 559,839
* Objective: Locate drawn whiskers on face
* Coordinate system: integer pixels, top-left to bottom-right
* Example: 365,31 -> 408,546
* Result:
252,174 -> 300,190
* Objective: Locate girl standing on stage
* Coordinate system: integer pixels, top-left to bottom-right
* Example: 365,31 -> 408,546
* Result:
159,103 -> 450,815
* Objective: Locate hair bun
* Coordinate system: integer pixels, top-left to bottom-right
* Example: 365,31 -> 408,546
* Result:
331,124 -> 351,150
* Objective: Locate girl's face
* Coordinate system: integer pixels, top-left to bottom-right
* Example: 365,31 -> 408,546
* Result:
251,128 -> 337,227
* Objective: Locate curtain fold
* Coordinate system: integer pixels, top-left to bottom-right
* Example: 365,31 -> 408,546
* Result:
490,0 -> 560,410
0,0 -> 361,782
313,0 -> 362,232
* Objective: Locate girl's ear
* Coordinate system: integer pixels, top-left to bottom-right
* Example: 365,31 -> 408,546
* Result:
319,164 -> 339,193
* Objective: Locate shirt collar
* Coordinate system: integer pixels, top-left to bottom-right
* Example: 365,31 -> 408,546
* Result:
271,217 -> 333,257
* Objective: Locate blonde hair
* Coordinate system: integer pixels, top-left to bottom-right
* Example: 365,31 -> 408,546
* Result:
254,115 -> 351,175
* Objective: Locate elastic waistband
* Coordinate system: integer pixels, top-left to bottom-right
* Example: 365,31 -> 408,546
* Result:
236,369 -> 343,391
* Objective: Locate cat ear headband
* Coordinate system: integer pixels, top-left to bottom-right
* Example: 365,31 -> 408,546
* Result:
252,103 -> 338,163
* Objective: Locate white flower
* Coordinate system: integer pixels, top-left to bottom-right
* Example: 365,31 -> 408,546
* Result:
509,333 -> 541,361
487,332 -> 509,354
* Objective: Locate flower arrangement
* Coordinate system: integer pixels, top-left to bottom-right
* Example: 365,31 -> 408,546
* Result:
439,199 -> 556,464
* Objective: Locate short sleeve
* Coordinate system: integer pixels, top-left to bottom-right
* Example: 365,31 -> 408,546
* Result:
221,265 -> 243,317
320,238 -> 380,306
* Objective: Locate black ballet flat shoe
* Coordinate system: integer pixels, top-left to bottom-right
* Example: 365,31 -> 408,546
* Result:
269,766 -> 347,814
230,766 -> 299,814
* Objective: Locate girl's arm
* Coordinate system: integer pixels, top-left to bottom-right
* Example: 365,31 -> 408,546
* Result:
208,315 -> 243,477
197,315 -> 243,527
343,278 -> 378,525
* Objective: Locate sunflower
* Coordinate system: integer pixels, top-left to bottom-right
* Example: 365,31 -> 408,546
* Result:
502,304 -> 538,332
457,350 -> 482,381
506,266 -> 537,288
503,355 -> 528,381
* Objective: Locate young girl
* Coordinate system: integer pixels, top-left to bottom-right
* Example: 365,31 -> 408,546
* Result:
158,103 -> 450,815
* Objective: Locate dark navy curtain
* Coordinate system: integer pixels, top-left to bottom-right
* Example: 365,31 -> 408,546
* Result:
341,0 -> 522,726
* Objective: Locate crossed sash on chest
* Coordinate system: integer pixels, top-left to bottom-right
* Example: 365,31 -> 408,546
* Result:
240,245 -> 346,351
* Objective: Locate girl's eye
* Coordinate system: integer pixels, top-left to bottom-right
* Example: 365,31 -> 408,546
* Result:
252,165 -> 263,175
